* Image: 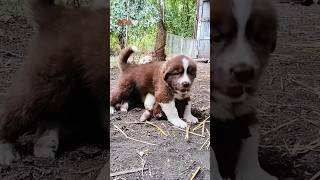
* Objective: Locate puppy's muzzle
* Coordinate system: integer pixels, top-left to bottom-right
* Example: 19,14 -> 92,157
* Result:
230,63 -> 255,83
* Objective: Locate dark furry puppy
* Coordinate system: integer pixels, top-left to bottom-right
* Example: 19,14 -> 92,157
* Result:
0,0 -> 109,165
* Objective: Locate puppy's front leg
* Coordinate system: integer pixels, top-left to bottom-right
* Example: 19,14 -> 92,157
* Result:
183,101 -> 198,124
160,100 -> 187,128
235,124 -> 277,180
34,128 -> 59,158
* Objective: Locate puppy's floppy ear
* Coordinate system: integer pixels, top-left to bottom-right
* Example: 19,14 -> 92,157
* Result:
161,62 -> 170,82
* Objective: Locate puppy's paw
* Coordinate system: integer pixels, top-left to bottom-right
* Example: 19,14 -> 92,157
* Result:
34,130 -> 58,159
154,112 -> 163,119
185,114 -> 198,124
120,102 -> 129,112
110,106 -> 116,114
34,145 -> 56,158
0,142 -> 18,165
140,110 -> 151,122
236,169 -> 278,180
169,118 -> 188,128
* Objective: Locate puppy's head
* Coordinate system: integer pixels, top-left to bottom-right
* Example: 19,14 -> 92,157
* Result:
212,0 -> 277,103
162,55 -> 197,98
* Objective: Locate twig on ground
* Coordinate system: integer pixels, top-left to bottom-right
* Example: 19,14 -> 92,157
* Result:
290,78 -> 320,98
185,126 -> 190,141
114,125 -> 157,146
137,152 -> 147,176
124,121 -> 168,136
192,116 -> 210,132
2,172 -> 24,180
201,120 -> 206,136
173,126 -> 205,138
262,119 -> 298,135
70,167 -> 99,174
310,170 -> 320,180
200,137 -> 210,150
284,138 -> 320,156
189,166 -> 201,180
0,49 -> 23,58
145,121 -> 168,136
111,167 -> 149,177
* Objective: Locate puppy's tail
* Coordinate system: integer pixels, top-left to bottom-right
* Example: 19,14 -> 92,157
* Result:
27,0 -> 61,30
118,46 -> 138,71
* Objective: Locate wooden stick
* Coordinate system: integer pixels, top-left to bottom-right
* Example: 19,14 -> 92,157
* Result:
70,167 -> 99,174
110,167 -> 149,177
185,126 -> 190,141
124,121 -> 168,136
192,116 -> 210,131
310,170 -> 320,180
173,126 -> 205,138
0,49 -> 23,58
114,125 -> 157,146
189,166 -> 201,180
200,137 -> 210,150
145,121 -> 168,136
201,120 -> 206,136
262,119 -> 298,135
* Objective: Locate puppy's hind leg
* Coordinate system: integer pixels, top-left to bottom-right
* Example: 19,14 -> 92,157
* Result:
140,93 -> 155,122
110,79 -> 134,114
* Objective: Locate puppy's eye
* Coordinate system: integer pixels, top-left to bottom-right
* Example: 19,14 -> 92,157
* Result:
171,71 -> 182,76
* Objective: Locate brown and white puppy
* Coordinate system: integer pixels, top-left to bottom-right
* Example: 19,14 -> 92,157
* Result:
110,47 -> 198,128
211,0 -> 278,179
0,0 -> 108,165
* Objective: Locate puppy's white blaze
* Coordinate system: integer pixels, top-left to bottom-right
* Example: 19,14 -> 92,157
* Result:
34,129 -> 59,158
232,0 -> 252,33
160,100 -> 187,128
235,125 -> 278,180
228,0 -> 257,69
0,141 -> 16,165
178,58 -> 191,84
144,93 -> 155,111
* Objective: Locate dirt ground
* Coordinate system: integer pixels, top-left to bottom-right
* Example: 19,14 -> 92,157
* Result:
0,2 -> 319,180
258,2 -> 320,180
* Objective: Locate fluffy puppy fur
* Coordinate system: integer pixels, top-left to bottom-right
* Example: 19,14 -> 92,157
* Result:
0,0 -> 109,165
110,47 -> 198,128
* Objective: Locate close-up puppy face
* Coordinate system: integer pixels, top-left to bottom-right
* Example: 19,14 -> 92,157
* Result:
212,0 -> 277,101
163,56 -> 197,96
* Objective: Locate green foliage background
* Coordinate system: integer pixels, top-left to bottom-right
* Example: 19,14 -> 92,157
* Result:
110,0 -> 197,53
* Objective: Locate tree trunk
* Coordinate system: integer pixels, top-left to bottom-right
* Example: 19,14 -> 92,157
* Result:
153,0 -> 166,61
118,30 -> 126,49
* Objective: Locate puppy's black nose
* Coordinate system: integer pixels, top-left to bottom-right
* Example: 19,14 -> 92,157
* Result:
231,64 -> 255,83
182,81 -> 190,88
